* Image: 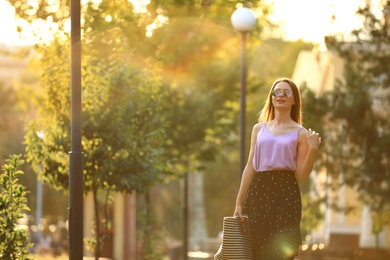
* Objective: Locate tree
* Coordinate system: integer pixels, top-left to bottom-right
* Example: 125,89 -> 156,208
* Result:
23,37 -> 172,257
0,81 -> 25,163
0,154 -> 32,259
325,0 -> 390,250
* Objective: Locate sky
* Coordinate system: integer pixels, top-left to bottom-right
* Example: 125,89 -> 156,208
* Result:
0,0 -> 384,46
266,0 -> 368,42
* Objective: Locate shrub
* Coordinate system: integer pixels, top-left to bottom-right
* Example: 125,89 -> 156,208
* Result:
0,154 -> 32,259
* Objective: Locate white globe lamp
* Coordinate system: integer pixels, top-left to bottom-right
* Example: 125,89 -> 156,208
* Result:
231,7 -> 257,33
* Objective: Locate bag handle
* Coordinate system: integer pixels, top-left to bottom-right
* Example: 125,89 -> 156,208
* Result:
237,216 -> 249,234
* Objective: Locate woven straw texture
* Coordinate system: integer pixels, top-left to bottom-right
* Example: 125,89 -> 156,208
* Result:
214,216 -> 253,260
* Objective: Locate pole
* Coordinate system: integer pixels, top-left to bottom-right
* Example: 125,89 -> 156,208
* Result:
69,0 -> 84,258
36,178 -> 42,243
183,171 -> 189,260
239,32 -> 247,178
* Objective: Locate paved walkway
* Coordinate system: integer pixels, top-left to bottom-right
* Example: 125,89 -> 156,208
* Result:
33,255 -> 112,260
33,254 -> 68,260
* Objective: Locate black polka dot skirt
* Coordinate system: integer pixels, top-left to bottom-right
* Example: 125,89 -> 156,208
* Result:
243,170 -> 302,260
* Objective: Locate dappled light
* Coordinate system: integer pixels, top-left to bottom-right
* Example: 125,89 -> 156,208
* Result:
0,0 -> 389,259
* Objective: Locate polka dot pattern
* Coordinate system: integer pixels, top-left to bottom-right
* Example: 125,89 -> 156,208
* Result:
243,170 -> 302,260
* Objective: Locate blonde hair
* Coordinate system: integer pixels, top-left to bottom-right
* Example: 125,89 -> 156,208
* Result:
258,78 -> 302,124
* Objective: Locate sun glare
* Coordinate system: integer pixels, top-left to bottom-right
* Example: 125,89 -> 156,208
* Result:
129,0 -> 150,14
0,1 -> 20,45
266,0 -> 358,42
0,0 -> 385,46
264,0 -> 383,50
0,0 -> 61,46
146,12 -> 169,38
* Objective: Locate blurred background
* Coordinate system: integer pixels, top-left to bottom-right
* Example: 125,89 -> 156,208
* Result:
0,0 -> 389,259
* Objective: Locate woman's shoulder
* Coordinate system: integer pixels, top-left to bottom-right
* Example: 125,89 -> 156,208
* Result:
297,125 -> 309,137
281,122 -> 305,134
253,122 -> 265,131
251,122 -> 265,137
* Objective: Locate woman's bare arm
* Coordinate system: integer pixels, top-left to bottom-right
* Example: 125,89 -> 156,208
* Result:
234,123 -> 263,217
295,128 -> 321,182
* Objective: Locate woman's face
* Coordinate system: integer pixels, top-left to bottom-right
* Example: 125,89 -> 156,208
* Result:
271,81 -> 295,109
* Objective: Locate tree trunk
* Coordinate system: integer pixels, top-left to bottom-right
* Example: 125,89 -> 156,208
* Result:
93,184 -> 100,260
375,233 -> 379,260
144,192 -> 152,260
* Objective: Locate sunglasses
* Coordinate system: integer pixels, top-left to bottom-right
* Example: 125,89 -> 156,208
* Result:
272,89 -> 292,98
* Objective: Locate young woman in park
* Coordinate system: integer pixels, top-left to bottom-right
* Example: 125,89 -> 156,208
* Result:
233,78 -> 321,259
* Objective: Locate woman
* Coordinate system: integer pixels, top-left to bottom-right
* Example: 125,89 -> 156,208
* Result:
233,78 -> 321,260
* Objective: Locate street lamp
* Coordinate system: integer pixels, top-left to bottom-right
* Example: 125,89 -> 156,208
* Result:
231,7 -> 256,178
69,0 -> 84,259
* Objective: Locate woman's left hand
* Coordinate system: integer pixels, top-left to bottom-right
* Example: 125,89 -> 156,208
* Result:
307,128 -> 321,149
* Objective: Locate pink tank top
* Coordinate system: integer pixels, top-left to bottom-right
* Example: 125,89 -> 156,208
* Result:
252,124 -> 302,172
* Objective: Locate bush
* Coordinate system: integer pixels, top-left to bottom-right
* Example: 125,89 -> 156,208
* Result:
0,154 -> 32,259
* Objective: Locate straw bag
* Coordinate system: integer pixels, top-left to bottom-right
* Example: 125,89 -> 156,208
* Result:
214,216 -> 254,260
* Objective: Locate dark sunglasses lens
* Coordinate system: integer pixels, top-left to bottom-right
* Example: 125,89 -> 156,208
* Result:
272,89 -> 281,96
285,90 -> 292,97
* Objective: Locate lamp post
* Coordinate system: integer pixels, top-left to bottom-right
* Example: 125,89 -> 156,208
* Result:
69,0 -> 84,259
36,131 -> 45,246
231,7 -> 256,178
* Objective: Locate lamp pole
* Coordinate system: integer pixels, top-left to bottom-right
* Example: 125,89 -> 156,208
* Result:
183,171 -> 189,260
69,0 -> 84,259
231,7 -> 256,179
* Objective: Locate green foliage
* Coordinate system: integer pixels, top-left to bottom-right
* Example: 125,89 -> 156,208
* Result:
300,193 -> 325,238
372,211 -> 390,235
325,1 -> 390,234
22,24 -> 173,255
137,194 -> 168,260
24,39 -> 171,193
11,0 -> 280,182
0,81 -> 25,162
289,84 -> 328,239
23,42 -> 71,191
7,0 -> 272,41
0,154 -> 32,259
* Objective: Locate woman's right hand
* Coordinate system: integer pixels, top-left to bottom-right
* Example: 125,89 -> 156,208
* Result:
233,205 -> 243,218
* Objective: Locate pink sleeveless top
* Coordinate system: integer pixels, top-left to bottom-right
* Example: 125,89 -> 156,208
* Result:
252,124 -> 302,172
